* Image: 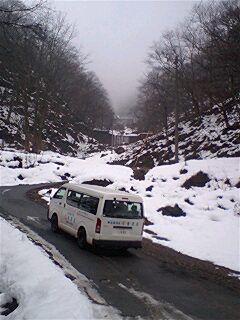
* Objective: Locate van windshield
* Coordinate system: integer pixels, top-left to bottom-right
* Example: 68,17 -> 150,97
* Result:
103,200 -> 143,219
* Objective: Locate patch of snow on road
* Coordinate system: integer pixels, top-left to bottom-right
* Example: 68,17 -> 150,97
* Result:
118,283 -> 193,320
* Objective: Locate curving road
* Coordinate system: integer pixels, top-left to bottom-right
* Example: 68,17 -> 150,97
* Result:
0,183 -> 239,320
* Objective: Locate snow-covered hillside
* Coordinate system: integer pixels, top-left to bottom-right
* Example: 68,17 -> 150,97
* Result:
0,107 -> 105,157
1,150 -> 239,272
109,104 -> 240,168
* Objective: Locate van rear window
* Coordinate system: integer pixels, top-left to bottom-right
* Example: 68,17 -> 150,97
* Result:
103,200 -> 143,219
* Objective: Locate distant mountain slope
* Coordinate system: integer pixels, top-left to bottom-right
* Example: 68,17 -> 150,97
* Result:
109,104 -> 240,169
0,105 -> 105,157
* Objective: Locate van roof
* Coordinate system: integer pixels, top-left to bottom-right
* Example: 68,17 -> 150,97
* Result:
62,182 -> 142,201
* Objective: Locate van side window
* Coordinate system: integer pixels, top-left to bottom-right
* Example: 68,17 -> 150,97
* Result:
67,190 -> 81,208
79,194 -> 99,215
53,187 -> 66,199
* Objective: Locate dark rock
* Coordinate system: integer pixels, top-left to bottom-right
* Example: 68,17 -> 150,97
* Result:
180,168 -> 188,174
235,181 -> 240,188
65,273 -> 76,281
53,161 -> 64,166
152,235 -> 170,241
13,156 -> 23,168
146,185 -> 154,192
82,179 -> 113,187
184,198 -> 194,205
118,187 -> 129,192
132,167 -> 148,180
100,153 -> 107,158
64,172 -> 71,178
157,204 -> 186,217
114,146 -> 125,154
225,178 -> 232,187
17,174 -> 24,180
218,204 -> 226,210
144,217 -> 154,226
144,229 -> 157,235
8,164 -> 19,169
182,171 -> 210,189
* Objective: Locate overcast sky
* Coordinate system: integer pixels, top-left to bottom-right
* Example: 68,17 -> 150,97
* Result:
52,1 -> 197,113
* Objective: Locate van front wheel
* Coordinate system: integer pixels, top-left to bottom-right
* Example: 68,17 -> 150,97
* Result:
77,229 -> 87,249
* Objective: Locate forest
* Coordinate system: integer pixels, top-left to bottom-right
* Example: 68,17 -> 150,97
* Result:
134,0 -> 240,161
0,0 -> 239,158
0,0 -> 114,153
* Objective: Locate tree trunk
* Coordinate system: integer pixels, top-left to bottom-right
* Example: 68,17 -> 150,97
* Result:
191,95 -> 202,124
7,102 -> 13,122
163,105 -> 169,143
33,100 -> 47,154
174,56 -> 179,163
32,102 -> 40,153
24,108 -> 30,152
220,103 -> 230,129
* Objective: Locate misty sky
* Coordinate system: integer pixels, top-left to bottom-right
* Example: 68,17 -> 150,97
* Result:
52,1 -> 197,113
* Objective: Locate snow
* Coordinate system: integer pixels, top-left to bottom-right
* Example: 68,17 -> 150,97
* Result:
140,158 -> 240,271
0,218 -> 91,319
0,216 -> 122,320
0,150 -> 239,272
0,150 -> 132,186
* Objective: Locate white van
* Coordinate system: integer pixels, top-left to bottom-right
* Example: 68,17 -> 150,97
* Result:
48,183 -> 144,249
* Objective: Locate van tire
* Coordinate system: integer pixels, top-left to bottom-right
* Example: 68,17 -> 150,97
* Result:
77,228 -> 87,249
119,248 -> 128,254
51,214 -> 59,233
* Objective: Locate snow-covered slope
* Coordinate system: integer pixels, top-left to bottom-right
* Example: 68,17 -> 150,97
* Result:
1,150 -> 239,272
0,106 -> 105,156
109,104 -> 240,168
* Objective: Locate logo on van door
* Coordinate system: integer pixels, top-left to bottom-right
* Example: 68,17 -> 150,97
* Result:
67,212 -> 75,225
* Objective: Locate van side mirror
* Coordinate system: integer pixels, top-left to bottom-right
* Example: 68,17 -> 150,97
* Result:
46,189 -> 52,199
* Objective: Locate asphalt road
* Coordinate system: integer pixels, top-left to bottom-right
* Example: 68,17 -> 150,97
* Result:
0,183 -> 239,320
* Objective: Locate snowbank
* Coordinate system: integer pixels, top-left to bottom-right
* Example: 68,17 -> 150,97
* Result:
0,218 -> 99,319
0,150 -> 132,186
1,150 -> 239,272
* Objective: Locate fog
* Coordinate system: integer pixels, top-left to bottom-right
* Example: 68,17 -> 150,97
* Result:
52,1 -> 196,113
